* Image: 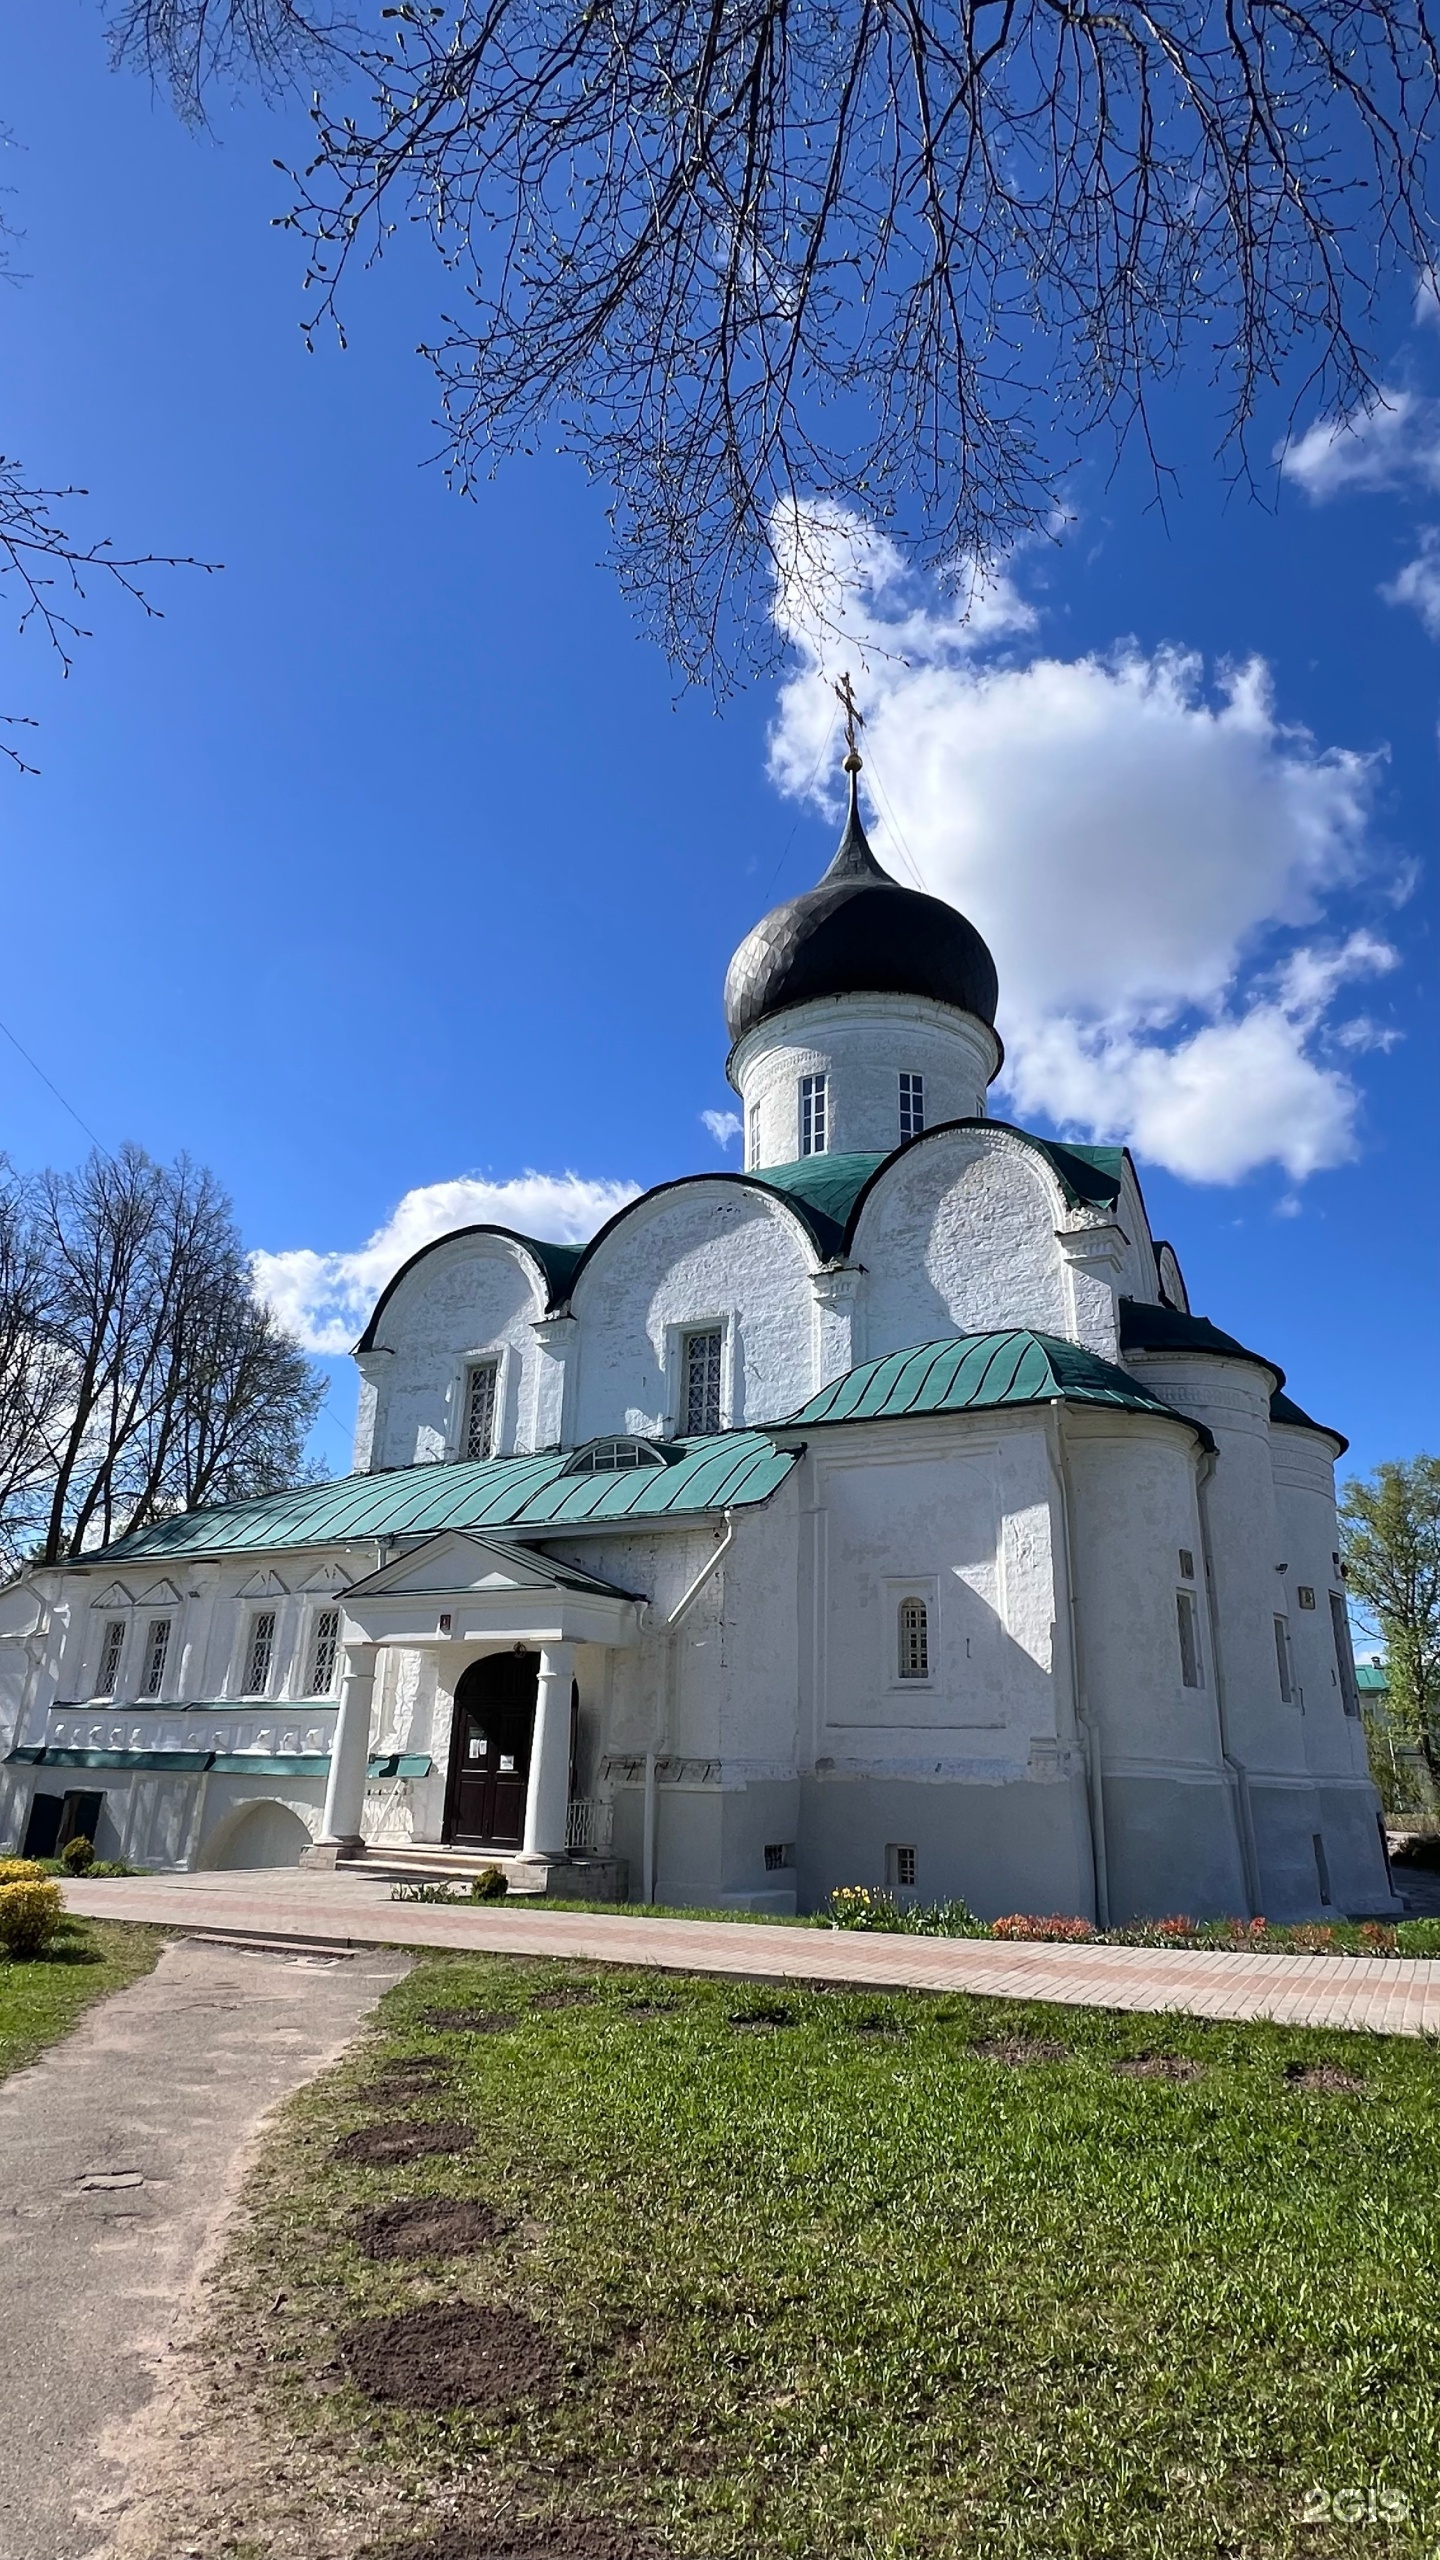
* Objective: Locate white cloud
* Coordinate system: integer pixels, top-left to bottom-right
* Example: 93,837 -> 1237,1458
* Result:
701,1108 -> 743,1148
1382,525 -> 1440,636
770,504 -> 1400,1185
253,1171 -> 641,1355
1280,389 -> 1440,500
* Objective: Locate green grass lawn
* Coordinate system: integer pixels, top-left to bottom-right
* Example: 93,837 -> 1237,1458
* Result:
0,1915 -> 160,2082
234,1954 -> 1440,2560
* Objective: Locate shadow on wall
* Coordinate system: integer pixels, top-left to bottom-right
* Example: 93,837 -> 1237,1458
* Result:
197,1799 -> 312,1871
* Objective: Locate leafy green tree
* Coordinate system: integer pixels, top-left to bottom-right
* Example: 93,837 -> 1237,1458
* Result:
1340,1459 -> 1440,1786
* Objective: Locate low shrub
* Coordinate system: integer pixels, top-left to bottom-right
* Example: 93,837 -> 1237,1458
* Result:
0,1879 -> 65,1958
1397,1918 -> 1440,1956
828,1888 -> 988,1937
991,1914 -> 1096,1942
469,1865 -> 509,1902
0,1859 -> 47,1890
60,1835 -> 95,1875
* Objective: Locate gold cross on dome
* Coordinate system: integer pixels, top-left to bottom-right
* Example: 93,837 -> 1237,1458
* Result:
833,671 -> 865,761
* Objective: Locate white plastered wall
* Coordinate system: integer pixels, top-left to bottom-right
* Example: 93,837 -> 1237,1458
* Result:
567,1184 -> 821,1438
729,993 -> 998,1167
853,1128 -> 1073,1351
356,1234 -> 549,1469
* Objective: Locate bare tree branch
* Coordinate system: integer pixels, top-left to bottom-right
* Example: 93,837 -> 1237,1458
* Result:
111,0 -> 1440,676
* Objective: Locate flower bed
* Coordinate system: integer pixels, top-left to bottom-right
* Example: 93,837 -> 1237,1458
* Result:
828,1889 -> 1440,1957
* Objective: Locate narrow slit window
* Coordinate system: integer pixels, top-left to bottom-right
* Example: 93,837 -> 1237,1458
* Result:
307,1608 -> 341,1696
898,1596 -> 930,1681
244,1610 -> 277,1697
683,1327 -> 724,1436
799,1072 -> 827,1157
1176,1589 -> 1202,1689
96,1619 -> 125,1698
1313,1832 -> 1332,1906
1273,1615 -> 1294,1704
1329,1592 -> 1362,1716
139,1617 -> 171,1700
463,1359 -> 499,1461
899,1072 -> 925,1141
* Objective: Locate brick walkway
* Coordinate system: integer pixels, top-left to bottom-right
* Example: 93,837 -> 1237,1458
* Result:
62,1869 -> 1440,2038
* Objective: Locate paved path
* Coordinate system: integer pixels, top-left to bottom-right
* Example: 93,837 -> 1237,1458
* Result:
64,1869 -> 1440,2037
0,1935 -> 409,2560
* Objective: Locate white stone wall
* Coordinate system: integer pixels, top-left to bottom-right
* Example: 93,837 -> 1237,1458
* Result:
854,1128 -> 1073,1352
567,1184 -> 822,1436
729,992 -> 998,1167
360,1233 -> 550,1468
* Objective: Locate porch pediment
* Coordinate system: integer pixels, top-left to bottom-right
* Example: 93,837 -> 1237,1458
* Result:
343,1531 -> 633,1603
338,1532 -> 641,1650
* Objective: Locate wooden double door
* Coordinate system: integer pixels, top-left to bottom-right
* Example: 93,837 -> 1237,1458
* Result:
444,1652 -> 539,1848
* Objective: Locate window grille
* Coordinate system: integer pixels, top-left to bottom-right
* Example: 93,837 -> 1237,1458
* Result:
899,1072 -> 925,1141
139,1617 -> 171,1699
764,1842 -> 794,1871
682,1328 -> 724,1436
308,1608 -> 341,1696
244,1610 -> 277,1697
898,1596 -> 930,1680
799,1072 -> 827,1157
463,1360 -> 499,1461
886,1843 -> 917,1889
564,1437 -> 667,1475
96,1619 -> 125,1698
1329,1592 -> 1361,1716
1176,1590 -> 1202,1689
1273,1615 -> 1294,1704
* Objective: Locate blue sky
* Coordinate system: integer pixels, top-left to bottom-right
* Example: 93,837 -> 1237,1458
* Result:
2,7 -> 1436,1489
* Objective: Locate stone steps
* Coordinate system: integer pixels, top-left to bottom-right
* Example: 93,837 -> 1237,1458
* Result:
348,1840 -> 629,1901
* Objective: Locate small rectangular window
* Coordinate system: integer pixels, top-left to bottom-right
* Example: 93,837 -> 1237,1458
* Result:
1330,1592 -> 1361,1717
463,1359 -> 499,1461
139,1617 -> 171,1700
1273,1614 -> 1294,1704
1176,1589 -> 1202,1689
1178,1548 -> 1195,1582
682,1327 -> 724,1436
799,1072 -> 827,1157
886,1843 -> 917,1890
764,1842 -> 794,1871
1296,1585 -> 1316,1610
899,1072 -> 925,1141
898,1595 -> 930,1680
244,1610 -> 277,1697
96,1619 -> 125,1698
307,1607 -> 341,1696
1313,1832 -> 1332,1906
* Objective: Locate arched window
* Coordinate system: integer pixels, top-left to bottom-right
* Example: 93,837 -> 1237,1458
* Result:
898,1597 -> 929,1681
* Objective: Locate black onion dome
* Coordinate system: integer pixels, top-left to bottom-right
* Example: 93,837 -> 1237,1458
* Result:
724,775 -> 1000,1046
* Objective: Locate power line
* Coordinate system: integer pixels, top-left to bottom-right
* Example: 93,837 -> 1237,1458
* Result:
862,749 -> 930,893
0,1010 -> 109,1156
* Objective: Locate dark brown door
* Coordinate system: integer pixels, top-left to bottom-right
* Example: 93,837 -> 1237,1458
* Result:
445,1653 -> 537,1847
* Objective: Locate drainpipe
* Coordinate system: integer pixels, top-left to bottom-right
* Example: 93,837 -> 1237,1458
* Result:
1195,1447 -> 1261,1918
1052,1417 -> 1109,1929
643,1512 -> 735,1905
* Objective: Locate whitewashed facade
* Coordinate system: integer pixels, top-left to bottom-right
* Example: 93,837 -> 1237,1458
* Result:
0,771 -> 1394,1921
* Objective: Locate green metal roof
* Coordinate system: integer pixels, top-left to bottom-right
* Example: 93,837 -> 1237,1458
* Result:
777,1331 -> 1204,1435
3,1746 -> 434,1779
84,1430 -> 799,1565
753,1153 -> 888,1256
1355,1663 -> 1388,1694
357,1226 -> 584,1352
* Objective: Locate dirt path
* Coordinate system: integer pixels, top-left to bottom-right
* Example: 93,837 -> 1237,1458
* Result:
64,1870 -> 1440,2036
0,1936 -> 410,2560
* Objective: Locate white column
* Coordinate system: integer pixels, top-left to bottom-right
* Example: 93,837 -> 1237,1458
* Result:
316,1642 -> 378,1852
522,1644 -> 575,1858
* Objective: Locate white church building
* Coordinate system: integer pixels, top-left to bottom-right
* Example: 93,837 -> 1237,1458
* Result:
0,751 -> 1394,1922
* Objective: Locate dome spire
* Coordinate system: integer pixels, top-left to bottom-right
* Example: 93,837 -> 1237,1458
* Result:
825,671 -> 889,884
